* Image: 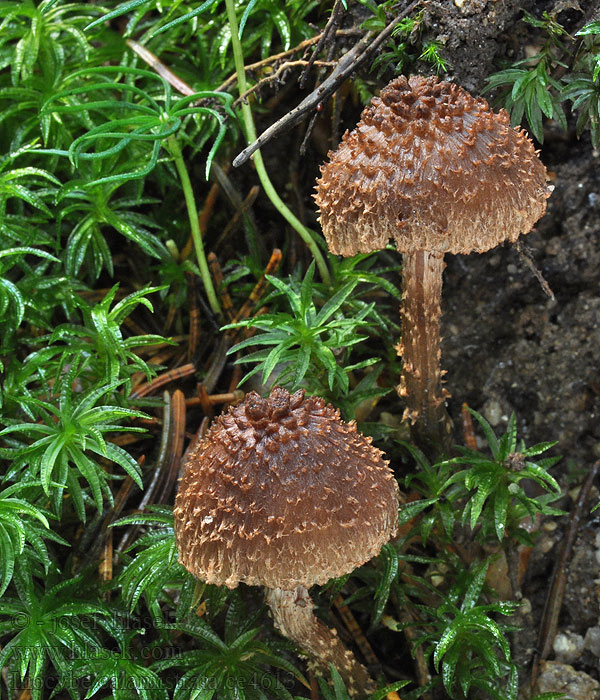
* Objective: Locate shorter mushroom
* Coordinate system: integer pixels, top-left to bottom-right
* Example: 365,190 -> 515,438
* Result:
174,386 -> 399,696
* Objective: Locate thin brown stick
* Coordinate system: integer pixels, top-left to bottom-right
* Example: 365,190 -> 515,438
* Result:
163,302 -> 177,335
157,389 -> 186,504
107,476 -> 137,530
514,240 -> 555,301
234,60 -> 337,106
196,384 -> 213,418
202,334 -> 232,394
15,681 -> 31,700
107,463 -> 142,556
99,528 -> 113,595
233,0 -> 422,167
180,182 -> 220,262
215,30 -> 361,93
186,272 -> 202,361
228,361 -> 243,394
210,163 -> 260,246
461,402 -> 478,451
531,460 -> 600,689
333,595 -> 379,666
309,673 -> 320,700
122,316 -> 150,337
130,363 -> 196,398
181,416 -> 210,465
138,392 -> 172,510
146,348 -> 179,367
232,248 -> 282,323
129,31 -> 360,100
207,254 -> 235,322
185,390 -> 244,408
299,0 -> 345,88
127,39 -> 195,96
201,248 -> 280,391
212,185 -> 260,250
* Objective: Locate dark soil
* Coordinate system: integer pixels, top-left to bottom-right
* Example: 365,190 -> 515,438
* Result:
443,139 -> 600,469
403,0 -> 600,694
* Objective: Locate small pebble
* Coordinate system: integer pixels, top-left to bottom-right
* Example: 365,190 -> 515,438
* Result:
483,399 -> 502,426
538,534 -> 556,554
553,632 -> 585,664
536,661 -> 600,700
519,597 -> 532,615
584,627 -> 600,658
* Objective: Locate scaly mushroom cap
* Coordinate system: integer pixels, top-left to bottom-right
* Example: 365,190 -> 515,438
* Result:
315,75 -> 551,256
174,387 -> 399,590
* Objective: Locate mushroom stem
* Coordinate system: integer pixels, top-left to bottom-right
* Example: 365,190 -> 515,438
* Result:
397,249 -> 452,457
265,585 -> 376,698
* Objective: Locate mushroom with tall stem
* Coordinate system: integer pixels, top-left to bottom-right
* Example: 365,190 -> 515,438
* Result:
315,75 -> 551,459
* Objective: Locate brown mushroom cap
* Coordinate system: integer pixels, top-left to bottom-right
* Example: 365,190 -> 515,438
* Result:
315,75 -> 551,257
174,387 -> 399,590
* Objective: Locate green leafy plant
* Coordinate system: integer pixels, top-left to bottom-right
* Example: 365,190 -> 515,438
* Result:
403,411 -> 563,547
561,21 -> 600,148
0,359 -> 146,520
38,65 -> 233,186
440,410 -> 563,544
0,483 -> 66,596
0,0 -> 102,87
153,604 -> 305,700
0,246 -> 59,348
419,40 -> 448,73
69,628 -> 169,700
358,5 -> 447,78
0,152 -> 60,218
484,10 -> 600,147
0,569 -> 110,700
317,665 -> 408,700
402,442 -> 459,544
55,183 -> 168,281
239,0 -> 317,58
113,506 -> 198,623
344,499 -> 437,627
39,284 -> 169,388
34,63 -> 234,311
409,559 -> 519,700
484,11 -> 568,141
577,21 -> 600,81
224,261 -> 384,397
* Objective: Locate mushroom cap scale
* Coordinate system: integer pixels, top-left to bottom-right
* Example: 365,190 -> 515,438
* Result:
174,387 -> 399,590
315,75 -> 551,257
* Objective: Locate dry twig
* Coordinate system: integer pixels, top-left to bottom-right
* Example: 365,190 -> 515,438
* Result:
531,460 -> 600,689
233,0 -> 422,167
130,363 -> 196,399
